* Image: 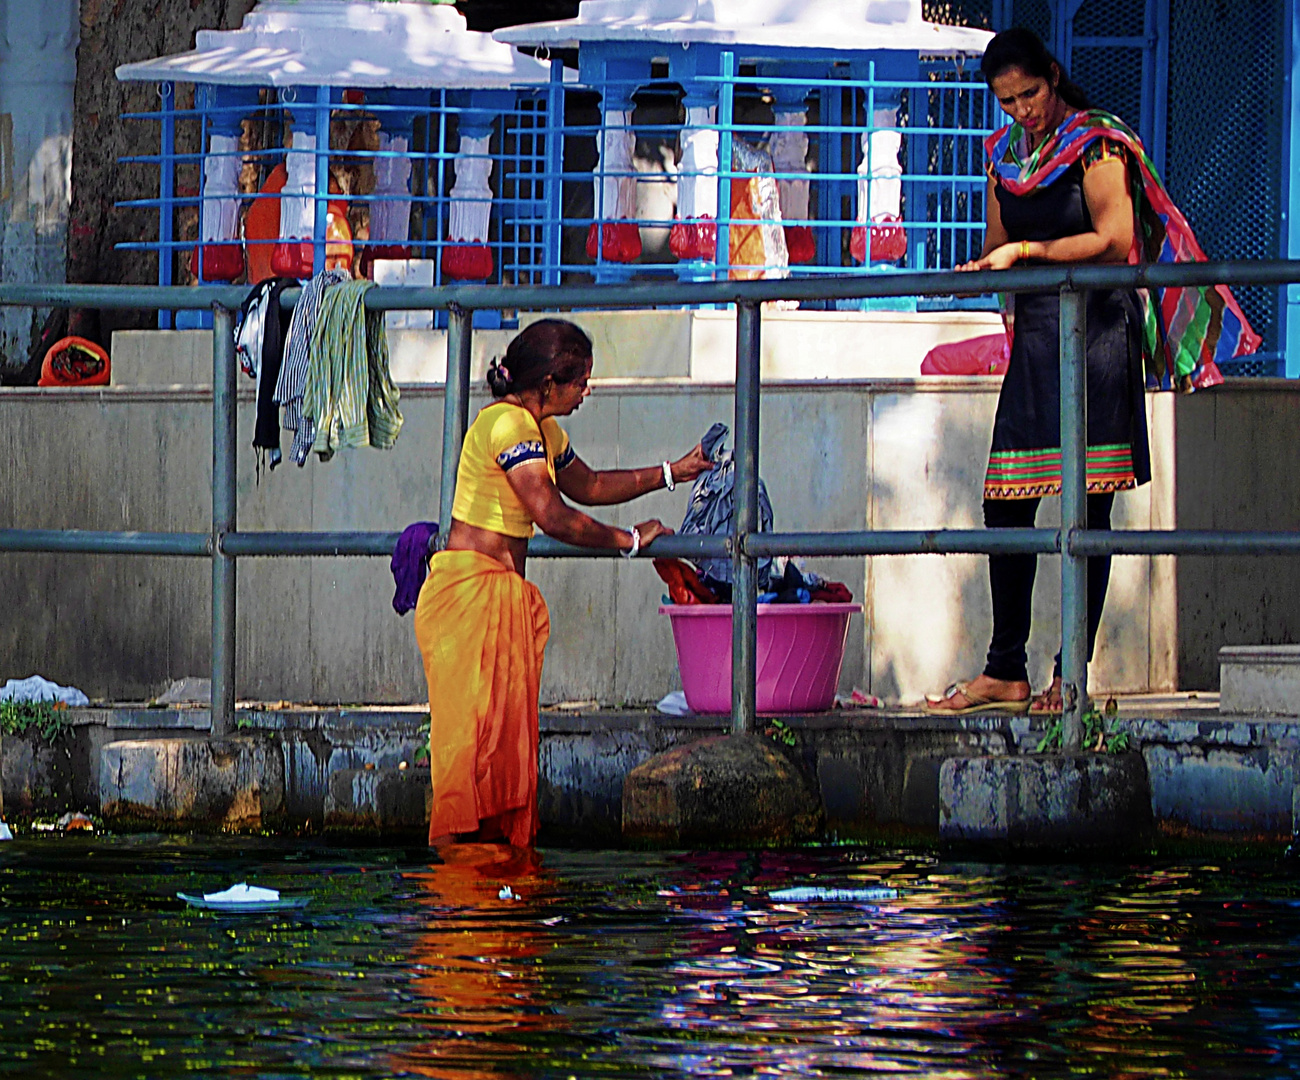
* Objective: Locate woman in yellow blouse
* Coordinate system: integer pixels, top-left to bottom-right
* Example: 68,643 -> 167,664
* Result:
415,319 -> 711,848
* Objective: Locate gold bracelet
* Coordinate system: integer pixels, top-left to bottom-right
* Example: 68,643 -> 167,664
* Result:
1019,240 -> 1031,262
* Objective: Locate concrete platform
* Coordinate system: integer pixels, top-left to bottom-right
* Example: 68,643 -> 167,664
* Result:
1220,645 -> 1300,715
939,752 -> 1151,853
1,694 -> 1297,845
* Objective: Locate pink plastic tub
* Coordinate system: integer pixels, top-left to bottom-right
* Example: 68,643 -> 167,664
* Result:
660,603 -> 861,714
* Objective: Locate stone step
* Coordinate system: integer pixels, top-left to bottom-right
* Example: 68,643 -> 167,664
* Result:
1219,645 -> 1300,716
324,766 -> 431,835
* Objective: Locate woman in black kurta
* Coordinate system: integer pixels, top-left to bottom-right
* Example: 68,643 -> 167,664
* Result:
927,29 -> 1147,716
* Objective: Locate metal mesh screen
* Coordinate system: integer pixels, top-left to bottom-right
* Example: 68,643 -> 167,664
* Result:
922,0 -> 994,28
1073,0 -> 1144,35
1167,0 -> 1284,362
1009,0 -> 1053,43
1071,44 -> 1143,124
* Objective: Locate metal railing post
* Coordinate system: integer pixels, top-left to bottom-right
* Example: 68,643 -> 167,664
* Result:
211,304 -> 237,738
731,300 -> 761,735
440,305 -> 474,531
1059,286 -> 1088,750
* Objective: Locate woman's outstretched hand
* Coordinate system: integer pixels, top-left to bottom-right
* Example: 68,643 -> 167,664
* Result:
636,519 -> 674,548
957,243 -> 1020,273
670,443 -> 714,486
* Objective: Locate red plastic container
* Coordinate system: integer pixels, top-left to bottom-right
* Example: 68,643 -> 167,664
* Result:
660,603 -> 860,714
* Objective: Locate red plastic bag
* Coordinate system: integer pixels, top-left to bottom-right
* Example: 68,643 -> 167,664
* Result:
783,224 -> 816,265
441,243 -> 494,281
920,332 -> 1011,376
850,212 -> 908,264
669,217 -> 716,261
586,221 -> 642,263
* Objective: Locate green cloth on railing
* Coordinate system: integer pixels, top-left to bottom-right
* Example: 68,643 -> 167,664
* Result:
305,279 -> 402,462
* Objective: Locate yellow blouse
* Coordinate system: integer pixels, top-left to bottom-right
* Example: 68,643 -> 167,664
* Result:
451,401 -> 575,538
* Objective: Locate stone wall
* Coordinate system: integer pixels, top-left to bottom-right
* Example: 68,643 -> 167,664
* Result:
0,376 -> 1181,704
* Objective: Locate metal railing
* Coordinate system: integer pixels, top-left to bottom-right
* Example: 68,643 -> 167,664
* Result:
3,260 -> 1300,747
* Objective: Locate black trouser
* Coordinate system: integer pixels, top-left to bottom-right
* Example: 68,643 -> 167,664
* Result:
982,493 -> 1114,684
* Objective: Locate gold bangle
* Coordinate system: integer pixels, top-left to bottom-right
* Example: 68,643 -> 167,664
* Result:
1019,240 -> 1031,262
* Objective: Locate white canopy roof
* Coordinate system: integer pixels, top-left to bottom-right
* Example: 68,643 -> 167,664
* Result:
116,1 -> 559,89
495,0 -> 993,54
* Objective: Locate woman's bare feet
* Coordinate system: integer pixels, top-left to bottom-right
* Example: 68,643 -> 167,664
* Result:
1030,675 -> 1063,715
925,673 -> 1030,714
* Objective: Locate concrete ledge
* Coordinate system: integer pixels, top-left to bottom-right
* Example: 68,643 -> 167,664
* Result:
1220,645 -> 1300,716
622,734 -> 823,846
939,752 -> 1152,852
99,737 -> 285,829
324,766 -> 431,834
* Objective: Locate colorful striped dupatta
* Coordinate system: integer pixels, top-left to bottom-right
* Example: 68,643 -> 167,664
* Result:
986,109 -> 1261,390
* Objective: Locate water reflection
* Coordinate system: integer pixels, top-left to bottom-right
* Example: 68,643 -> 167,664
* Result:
393,844 -> 553,1079
0,840 -> 1298,1077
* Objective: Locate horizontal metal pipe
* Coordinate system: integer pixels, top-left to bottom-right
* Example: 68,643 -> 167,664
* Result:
8,526 -> 1300,561
218,532 -> 730,560
745,529 -> 1061,557
3,260 -> 1300,312
1070,530 -> 1300,556
0,529 -> 212,556
222,532 -> 402,557
0,283 -> 249,310
530,534 -> 730,560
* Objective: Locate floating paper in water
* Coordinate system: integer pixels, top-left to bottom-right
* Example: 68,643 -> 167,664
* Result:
177,881 -> 310,912
205,882 -> 280,903
769,886 -> 899,903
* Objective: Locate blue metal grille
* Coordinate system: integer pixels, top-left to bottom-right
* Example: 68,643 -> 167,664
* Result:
1166,0 -> 1284,360
116,84 -> 554,325
1073,0 -> 1145,36
1070,44 -> 1143,125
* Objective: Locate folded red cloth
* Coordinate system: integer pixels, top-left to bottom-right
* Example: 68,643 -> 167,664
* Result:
811,582 -> 854,603
653,558 -> 718,605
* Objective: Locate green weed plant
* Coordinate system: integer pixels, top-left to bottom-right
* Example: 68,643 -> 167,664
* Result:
0,698 -> 74,742
1036,698 -> 1131,754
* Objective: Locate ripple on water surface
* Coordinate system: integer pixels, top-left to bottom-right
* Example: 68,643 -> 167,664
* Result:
0,836 -> 1298,1078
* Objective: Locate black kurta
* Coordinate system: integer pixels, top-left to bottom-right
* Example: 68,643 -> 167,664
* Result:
985,153 -> 1150,499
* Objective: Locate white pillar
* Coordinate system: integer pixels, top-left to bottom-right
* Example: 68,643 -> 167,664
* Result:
677,105 -> 718,221
595,108 -> 636,220
280,131 -> 317,241
855,105 -> 905,263
447,133 -> 492,243
370,132 -> 411,244
200,134 -> 241,244
858,107 -> 903,226
0,0 -> 78,366
770,109 -> 809,223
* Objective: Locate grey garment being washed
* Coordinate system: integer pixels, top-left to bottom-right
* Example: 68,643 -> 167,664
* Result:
678,421 -> 774,588
274,268 -> 350,466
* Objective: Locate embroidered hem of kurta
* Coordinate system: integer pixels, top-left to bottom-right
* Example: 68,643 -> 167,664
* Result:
985,443 -> 1137,499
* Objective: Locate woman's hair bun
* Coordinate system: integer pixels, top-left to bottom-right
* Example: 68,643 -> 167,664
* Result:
486,359 -> 514,397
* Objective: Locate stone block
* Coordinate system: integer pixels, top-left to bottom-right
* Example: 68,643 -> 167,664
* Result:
622,733 -> 823,846
99,737 -> 284,829
324,767 -> 431,834
939,752 -> 1151,852
1219,645 -> 1300,716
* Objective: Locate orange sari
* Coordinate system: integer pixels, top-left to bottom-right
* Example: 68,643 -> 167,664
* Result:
414,549 -> 550,847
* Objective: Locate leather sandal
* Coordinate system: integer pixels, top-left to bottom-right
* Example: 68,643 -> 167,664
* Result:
925,681 -> 1030,716
1029,677 -> 1064,717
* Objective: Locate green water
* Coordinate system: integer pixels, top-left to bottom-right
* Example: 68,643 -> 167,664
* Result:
1,836 -> 1298,1077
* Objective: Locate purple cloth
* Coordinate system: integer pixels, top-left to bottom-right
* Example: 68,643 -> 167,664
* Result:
391,521 -> 439,615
